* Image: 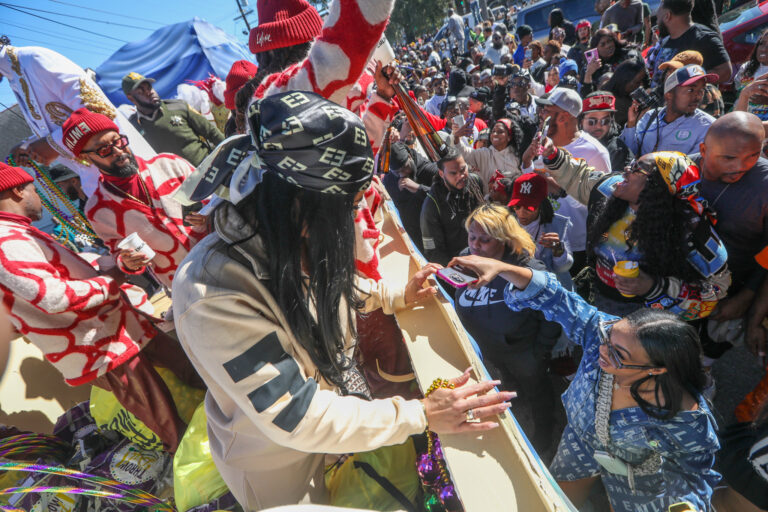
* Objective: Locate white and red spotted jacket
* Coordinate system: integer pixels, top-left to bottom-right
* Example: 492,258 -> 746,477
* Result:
85,154 -> 207,290
254,0 -> 393,112
0,212 -> 156,385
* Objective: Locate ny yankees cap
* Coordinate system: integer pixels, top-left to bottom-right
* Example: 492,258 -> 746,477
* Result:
508,172 -> 548,211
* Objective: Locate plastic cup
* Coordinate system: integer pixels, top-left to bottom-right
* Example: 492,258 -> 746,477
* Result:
372,36 -> 396,66
116,232 -> 156,261
613,260 -> 639,297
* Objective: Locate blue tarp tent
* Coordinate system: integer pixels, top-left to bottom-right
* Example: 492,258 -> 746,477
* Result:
95,17 -> 255,106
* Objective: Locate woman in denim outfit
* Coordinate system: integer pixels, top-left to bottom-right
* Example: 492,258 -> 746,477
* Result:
447,256 -> 720,512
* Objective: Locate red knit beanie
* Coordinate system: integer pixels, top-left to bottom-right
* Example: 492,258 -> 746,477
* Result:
0,162 -> 34,193
224,60 -> 259,110
62,108 -> 120,157
249,0 -> 323,54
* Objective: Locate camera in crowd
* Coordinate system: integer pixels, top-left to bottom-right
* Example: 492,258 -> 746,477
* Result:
492,64 -> 508,77
630,87 -> 662,112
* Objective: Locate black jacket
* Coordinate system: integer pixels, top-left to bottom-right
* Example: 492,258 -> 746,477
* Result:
382,147 -> 439,252
420,174 -> 482,265
601,133 -> 634,173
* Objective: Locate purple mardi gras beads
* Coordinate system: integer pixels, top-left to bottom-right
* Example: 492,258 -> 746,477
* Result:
439,483 -> 462,511
417,453 -> 441,485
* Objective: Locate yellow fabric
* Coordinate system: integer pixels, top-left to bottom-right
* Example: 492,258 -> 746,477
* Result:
89,366 -> 205,451
173,402 -> 231,512
325,439 -> 419,511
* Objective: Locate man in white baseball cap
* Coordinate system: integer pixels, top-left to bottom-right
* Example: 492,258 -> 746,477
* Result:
622,64 -> 717,157
523,87 -> 612,275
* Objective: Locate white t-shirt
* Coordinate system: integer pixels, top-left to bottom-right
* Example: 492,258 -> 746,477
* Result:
528,131 -> 610,252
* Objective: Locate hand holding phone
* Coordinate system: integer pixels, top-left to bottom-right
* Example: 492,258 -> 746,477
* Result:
584,48 -> 598,64
437,266 -> 479,288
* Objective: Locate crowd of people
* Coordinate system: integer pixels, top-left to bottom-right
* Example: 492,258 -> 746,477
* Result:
0,0 -> 768,511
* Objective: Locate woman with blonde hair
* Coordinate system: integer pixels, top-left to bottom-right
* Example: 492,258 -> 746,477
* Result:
450,203 -> 562,455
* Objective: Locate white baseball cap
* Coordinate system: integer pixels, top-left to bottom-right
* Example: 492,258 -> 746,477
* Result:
534,87 -> 583,117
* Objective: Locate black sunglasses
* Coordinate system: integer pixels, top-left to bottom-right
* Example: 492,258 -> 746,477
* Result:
623,159 -> 649,176
598,320 -> 661,370
82,135 -> 129,158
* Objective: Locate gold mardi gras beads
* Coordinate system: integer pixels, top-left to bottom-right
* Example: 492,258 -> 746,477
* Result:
425,378 -> 455,397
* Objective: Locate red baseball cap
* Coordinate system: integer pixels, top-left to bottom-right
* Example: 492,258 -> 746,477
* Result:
508,172 -> 548,211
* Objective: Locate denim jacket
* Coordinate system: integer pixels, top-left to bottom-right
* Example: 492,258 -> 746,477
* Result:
505,270 -> 721,511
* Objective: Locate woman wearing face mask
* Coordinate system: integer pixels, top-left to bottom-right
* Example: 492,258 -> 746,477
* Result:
734,28 -> 768,121
452,204 -> 562,454
446,253 -> 721,512
509,173 -> 574,289
579,91 -> 634,172
452,117 -> 524,194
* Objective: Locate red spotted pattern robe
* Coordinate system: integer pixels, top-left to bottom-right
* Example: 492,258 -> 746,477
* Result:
85,154 -> 207,290
254,0 -> 393,113
0,212 -> 156,385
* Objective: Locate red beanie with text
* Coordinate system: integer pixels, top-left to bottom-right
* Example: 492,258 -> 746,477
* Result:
0,162 -> 34,192
62,108 -> 119,157
249,0 -> 323,54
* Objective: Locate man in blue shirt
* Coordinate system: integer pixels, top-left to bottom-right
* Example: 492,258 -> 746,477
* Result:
621,64 -> 716,156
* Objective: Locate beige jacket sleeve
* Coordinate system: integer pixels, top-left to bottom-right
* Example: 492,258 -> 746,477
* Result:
544,149 -> 604,206
356,275 -> 407,314
175,289 -> 425,455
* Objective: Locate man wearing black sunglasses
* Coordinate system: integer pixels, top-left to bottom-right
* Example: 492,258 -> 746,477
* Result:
62,108 -> 208,291
579,91 -> 634,172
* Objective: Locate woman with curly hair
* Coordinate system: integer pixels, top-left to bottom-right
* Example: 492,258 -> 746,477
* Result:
451,204 -> 562,454
733,28 -> 768,121
451,117 -> 524,194
526,136 -> 731,319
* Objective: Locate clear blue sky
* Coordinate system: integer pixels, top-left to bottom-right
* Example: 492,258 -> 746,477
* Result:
0,0 -> 258,109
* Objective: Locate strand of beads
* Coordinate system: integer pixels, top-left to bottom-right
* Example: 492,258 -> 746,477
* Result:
417,378 -> 463,512
6,156 -> 98,243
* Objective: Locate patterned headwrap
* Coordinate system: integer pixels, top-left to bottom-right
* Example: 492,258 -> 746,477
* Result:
176,91 -> 375,204
651,151 -> 711,220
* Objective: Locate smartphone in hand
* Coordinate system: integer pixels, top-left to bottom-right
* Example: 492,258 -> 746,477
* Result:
437,266 -> 479,288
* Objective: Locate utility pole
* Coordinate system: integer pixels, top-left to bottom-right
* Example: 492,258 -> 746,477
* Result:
236,0 -> 251,31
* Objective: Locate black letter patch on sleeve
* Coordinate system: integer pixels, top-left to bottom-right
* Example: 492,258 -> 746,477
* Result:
223,331 -> 317,432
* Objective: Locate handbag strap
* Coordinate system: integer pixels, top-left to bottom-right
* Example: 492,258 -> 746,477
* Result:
352,460 -> 416,512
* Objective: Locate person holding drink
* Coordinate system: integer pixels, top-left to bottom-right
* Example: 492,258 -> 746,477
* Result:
444,253 -> 721,512
524,134 -> 730,320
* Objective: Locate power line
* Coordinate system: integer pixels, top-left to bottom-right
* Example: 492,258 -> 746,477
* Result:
0,100 -> 27,123
3,32 -> 112,56
1,2 -> 156,31
4,21 -> 117,52
47,0 -> 165,26
0,3 -> 129,43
